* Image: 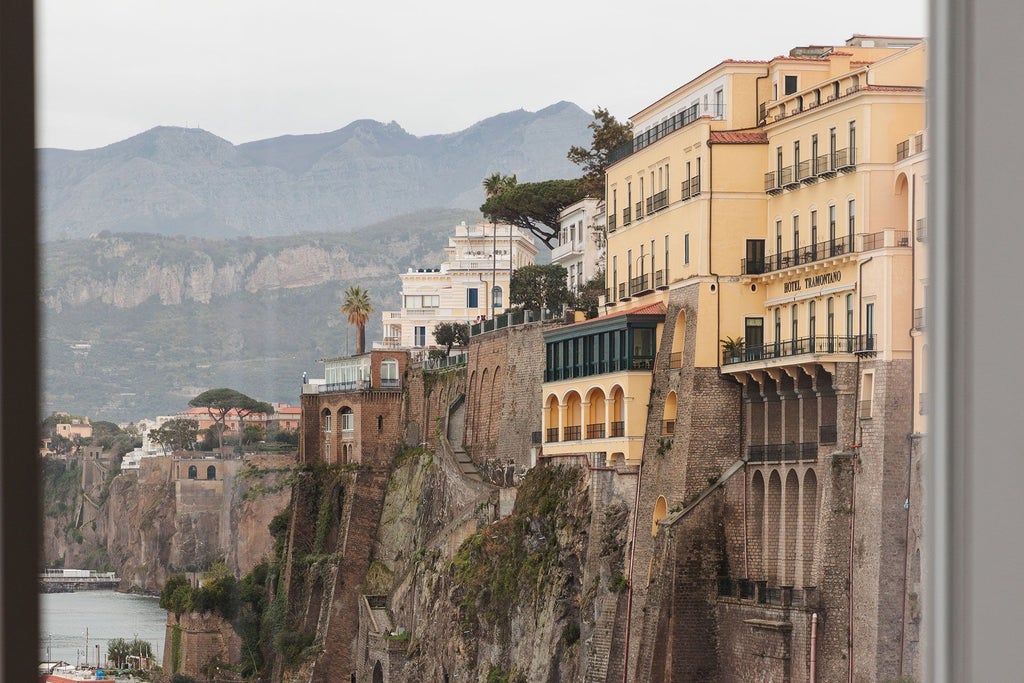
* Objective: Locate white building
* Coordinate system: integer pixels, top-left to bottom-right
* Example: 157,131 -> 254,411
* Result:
378,220 -> 538,348
552,198 -> 605,293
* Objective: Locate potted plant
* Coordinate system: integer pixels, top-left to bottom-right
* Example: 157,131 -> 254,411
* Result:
720,336 -> 745,363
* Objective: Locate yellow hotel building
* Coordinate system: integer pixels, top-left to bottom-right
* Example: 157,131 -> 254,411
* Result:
540,36 -> 927,681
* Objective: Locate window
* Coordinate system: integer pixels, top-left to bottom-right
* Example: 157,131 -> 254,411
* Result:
776,147 -> 783,179
340,407 -> 354,432
793,214 -> 800,250
776,220 -> 783,261
684,233 -> 690,265
627,248 -> 633,285
865,302 -> 875,342
830,126 -> 837,160
188,465 -> 197,479
785,75 -> 798,95
466,288 -> 478,308
794,140 -> 800,169
848,199 -> 856,243
849,120 -> 857,163
832,81 -> 840,99
492,285 -> 503,308
791,304 -> 799,343
812,134 -> 819,172
809,300 -> 817,340
323,411 -> 332,433
714,88 -> 724,117
860,371 -> 875,418
745,317 -> 764,359
811,210 -> 818,248
381,359 -> 398,387
612,255 -> 618,294
664,235 -> 670,282
846,294 -> 854,338
829,205 -> 837,243
404,294 -> 439,308
414,326 -> 426,347
774,308 -> 781,347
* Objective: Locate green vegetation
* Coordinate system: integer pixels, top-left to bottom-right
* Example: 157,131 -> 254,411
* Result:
106,637 -> 153,669
189,388 -> 274,453
432,321 -> 469,354
449,465 -> 583,628
567,107 -> 634,199
486,666 -> 527,683
479,179 -> 586,248
509,264 -> 571,312
42,457 -> 80,518
148,418 -> 199,453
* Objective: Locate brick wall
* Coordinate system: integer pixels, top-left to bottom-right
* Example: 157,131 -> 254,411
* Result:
163,611 -> 241,678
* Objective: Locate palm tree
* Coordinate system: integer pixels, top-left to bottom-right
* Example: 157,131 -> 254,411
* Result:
341,285 -> 374,355
482,172 -> 517,198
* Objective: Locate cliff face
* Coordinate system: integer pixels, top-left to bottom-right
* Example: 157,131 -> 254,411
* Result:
42,453 -> 295,593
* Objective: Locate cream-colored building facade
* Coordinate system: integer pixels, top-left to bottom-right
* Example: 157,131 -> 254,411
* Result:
552,197 -> 606,293
379,220 -> 538,348
539,35 -> 927,682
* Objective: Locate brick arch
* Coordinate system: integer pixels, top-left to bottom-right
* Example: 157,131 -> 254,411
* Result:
651,495 -> 668,537
564,390 -> 582,441
767,470 -> 782,584
477,368 -> 489,445
802,468 -> 819,586
487,365 -> 501,445
545,394 -> 560,443
467,370 -> 477,439
785,468 -> 800,584
749,470 -> 765,579
609,385 -> 625,435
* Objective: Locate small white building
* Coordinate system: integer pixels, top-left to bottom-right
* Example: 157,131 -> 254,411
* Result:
378,220 -> 539,348
552,198 -> 605,293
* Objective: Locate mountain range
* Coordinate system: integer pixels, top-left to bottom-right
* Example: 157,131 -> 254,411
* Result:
40,103 -> 594,421
39,101 -> 592,241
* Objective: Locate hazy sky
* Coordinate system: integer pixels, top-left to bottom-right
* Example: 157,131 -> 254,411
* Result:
38,0 -> 927,150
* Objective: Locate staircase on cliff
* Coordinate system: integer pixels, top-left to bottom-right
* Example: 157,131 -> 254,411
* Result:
447,394 -> 483,482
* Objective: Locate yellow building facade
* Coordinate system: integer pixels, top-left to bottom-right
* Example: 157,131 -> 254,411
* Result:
540,36 -> 927,682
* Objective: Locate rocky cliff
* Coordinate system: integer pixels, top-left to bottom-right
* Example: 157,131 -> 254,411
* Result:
42,452 -> 295,593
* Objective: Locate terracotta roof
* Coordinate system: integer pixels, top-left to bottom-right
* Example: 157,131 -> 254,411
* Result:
556,301 -> 668,332
709,131 -> 768,144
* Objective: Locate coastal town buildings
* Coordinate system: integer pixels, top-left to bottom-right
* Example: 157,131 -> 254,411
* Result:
377,220 -> 538,349
552,197 -> 605,293
539,35 -> 926,681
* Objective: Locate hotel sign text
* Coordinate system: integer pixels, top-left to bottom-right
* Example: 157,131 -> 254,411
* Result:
783,270 -> 842,293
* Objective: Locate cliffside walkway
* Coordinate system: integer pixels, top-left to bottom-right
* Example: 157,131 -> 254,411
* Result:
447,394 -> 483,482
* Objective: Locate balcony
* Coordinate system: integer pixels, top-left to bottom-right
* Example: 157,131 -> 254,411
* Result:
814,153 -> 832,178
323,379 -> 370,393
545,427 -> 560,443
629,273 -> 652,297
747,442 -> 818,463
563,425 -> 582,442
798,159 -> 815,184
551,240 -> 584,262
381,378 -> 401,388
741,235 -> 854,275
781,164 -> 798,189
648,189 -> 669,214
608,213 -> 617,232
610,421 -> 625,437
897,133 -> 925,161
622,206 -> 632,227
721,334 -> 876,366
654,269 -> 668,289
764,171 -> 781,194
635,200 -> 644,221
607,102 -> 702,165
618,282 -> 628,301
586,424 -> 606,439
681,174 -> 701,200
833,147 -> 857,172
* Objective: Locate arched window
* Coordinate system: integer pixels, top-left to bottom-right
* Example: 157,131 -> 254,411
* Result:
652,495 -> 668,536
187,465 -> 197,479
663,391 -> 677,435
206,465 -> 216,480
670,310 -> 686,368
564,391 -> 582,441
545,395 -> 560,443
340,407 -> 354,433
585,388 -> 606,439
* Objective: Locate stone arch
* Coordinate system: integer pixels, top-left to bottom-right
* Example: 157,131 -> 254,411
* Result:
785,469 -> 799,584
478,368 -> 489,443
610,385 -> 625,436
467,370 -> 477,441
585,387 -> 606,439
187,465 -> 197,479
749,470 -> 765,579
372,660 -> 384,683
663,391 -> 677,435
802,468 -> 819,585
670,309 -> 687,366
206,465 -> 216,480
767,470 -> 782,584
652,495 -> 668,536
488,366 -> 501,444
545,394 -> 560,442
564,390 -> 582,441
609,451 -> 625,466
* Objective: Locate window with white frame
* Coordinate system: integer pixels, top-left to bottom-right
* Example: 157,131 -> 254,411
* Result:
340,407 -> 354,432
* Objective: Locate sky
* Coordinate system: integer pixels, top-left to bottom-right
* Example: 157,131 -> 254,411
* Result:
37,0 -> 927,151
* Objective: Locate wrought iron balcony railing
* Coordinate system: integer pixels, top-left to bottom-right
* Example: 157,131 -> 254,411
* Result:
648,189 -> 669,214
747,442 -> 818,463
622,206 -> 632,226
607,213 -> 617,232
681,174 -> 701,200
635,200 -> 644,220
722,334 -> 876,365
629,273 -> 651,297
741,235 -> 853,275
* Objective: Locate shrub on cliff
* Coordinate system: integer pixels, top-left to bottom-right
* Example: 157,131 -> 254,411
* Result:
160,575 -> 193,617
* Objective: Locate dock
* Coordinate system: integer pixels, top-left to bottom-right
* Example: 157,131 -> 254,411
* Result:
40,568 -> 120,593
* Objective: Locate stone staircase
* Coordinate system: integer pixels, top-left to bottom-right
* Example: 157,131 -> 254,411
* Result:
447,395 -> 483,482
586,596 -> 621,683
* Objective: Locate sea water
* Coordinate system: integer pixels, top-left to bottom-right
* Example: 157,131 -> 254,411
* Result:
40,590 -> 167,667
